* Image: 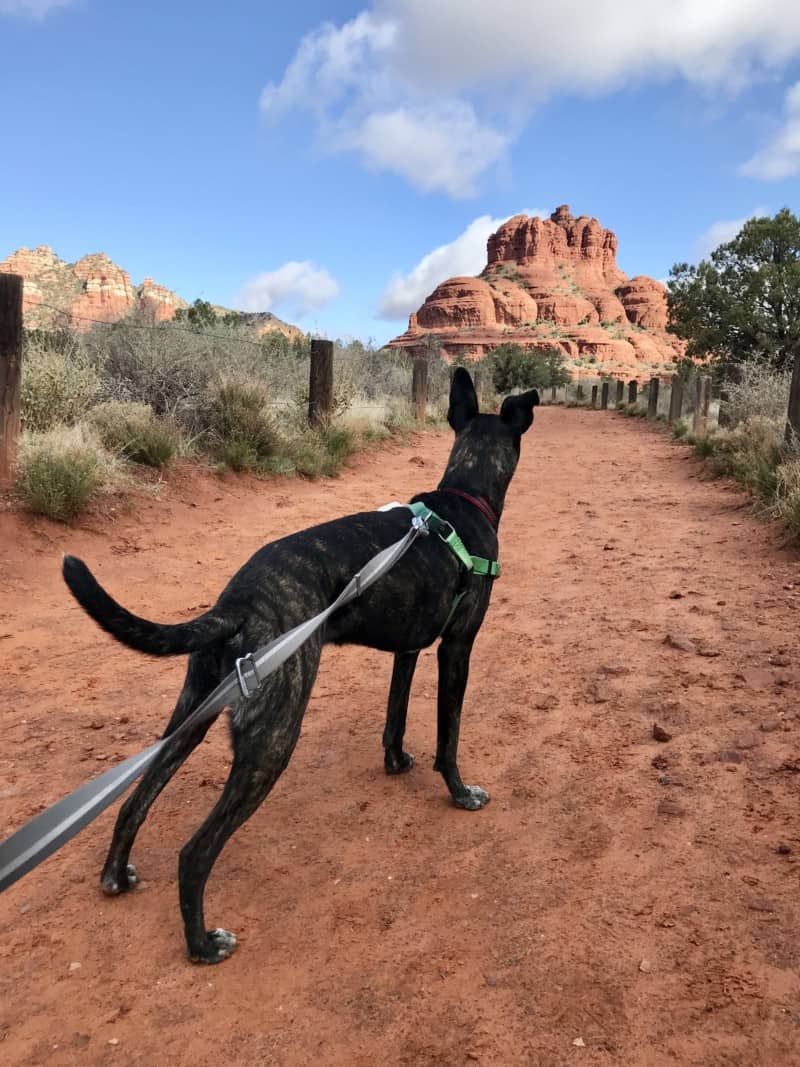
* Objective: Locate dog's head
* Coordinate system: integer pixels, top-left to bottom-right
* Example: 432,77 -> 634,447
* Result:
441,367 -> 539,509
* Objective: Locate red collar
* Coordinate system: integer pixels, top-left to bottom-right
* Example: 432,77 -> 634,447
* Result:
440,488 -> 498,530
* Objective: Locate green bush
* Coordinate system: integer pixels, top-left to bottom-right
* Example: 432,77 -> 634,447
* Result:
202,378 -> 278,471
706,417 -> 783,498
87,401 -> 180,467
774,459 -> 800,535
672,420 -> 689,438
15,425 -> 117,521
21,338 -> 99,432
275,424 -> 358,478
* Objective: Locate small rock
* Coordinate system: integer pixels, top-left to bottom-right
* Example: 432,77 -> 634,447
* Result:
639,959 -> 652,974
776,843 -> 792,855
589,681 -> 612,704
653,723 -> 672,743
668,591 -> 684,599
68,961 -> 82,972
718,750 -> 742,764
732,732 -> 759,750
769,654 -> 791,667
533,693 -> 559,711
697,646 -> 721,658
760,720 -> 781,733
572,1037 -> 586,1048
658,775 -> 671,785
657,797 -> 685,817
748,898 -> 776,913
664,633 -> 697,654
651,754 -> 669,770
108,1038 -> 120,1046
486,976 -> 498,988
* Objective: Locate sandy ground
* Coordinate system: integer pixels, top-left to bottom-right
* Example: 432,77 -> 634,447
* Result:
0,409 -> 799,1067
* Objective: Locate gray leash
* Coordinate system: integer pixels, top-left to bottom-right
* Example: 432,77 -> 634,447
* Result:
0,510 -> 427,895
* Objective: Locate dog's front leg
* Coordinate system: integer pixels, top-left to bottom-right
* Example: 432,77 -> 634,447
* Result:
434,637 -> 489,810
383,650 -> 419,774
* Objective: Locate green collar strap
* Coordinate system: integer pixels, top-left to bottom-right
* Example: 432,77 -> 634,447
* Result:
406,502 -> 501,579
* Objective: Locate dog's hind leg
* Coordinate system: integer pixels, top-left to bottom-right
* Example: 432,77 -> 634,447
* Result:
433,636 -> 489,811
383,650 -> 419,775
100,650 -> 220,895
178,644 -> 320,964
178,708 -> 305,964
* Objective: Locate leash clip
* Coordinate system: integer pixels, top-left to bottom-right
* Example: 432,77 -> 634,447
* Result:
411,515 -> 429,535
235,653 -> 261,699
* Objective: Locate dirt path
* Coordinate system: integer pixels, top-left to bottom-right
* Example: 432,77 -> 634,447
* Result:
1,410 -> 799,1067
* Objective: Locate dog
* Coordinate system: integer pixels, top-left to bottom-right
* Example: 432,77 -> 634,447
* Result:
62,369 -> 539,963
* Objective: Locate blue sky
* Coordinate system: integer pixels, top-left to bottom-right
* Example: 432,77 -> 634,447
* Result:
1,0 -> 799,344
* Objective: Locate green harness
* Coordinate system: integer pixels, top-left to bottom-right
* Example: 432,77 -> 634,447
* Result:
405,501 -> 501,637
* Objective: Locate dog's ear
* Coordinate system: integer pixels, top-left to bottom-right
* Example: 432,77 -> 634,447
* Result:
500,389 -> 540,435
448,367 -> 479,432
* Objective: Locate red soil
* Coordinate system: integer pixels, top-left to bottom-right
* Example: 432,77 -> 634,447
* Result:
1,411 -> 799,1066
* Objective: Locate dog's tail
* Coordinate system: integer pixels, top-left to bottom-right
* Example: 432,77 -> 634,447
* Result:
62,554 -> 241,656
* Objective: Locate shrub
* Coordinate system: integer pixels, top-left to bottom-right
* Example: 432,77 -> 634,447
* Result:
201,378 -> 277,471
720,361 -> 791,427
706,417 -> 783,498
88,401 -> 180,467
275,424 -> 358,478
21,337 -> 99,432
774,459 -> 800,536
15,425 -> 117,521
672,420 -> 689,439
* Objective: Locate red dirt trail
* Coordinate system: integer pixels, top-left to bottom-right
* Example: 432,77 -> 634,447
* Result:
1,409 -> 799,1067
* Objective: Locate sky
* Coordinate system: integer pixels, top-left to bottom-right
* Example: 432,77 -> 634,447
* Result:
1,0 -> 799,345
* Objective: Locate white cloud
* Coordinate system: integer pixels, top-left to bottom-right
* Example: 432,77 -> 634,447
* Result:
341,104 -> 509,199
379,1 -> 800,94
235,262 -> 340,319
694,206 -> 770,258
377,209 -> 547,320
739,81 -> 800,179
261,3 -> 800,197
0,0 -> 74,16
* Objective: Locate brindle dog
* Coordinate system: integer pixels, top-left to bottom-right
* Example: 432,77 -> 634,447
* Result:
62,369 -> 539,963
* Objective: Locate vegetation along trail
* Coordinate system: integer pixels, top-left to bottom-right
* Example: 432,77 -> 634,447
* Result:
1,408 -> 799,1066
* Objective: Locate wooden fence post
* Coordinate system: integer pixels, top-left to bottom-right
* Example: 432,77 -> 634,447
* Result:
628,380 -> 638,405
0,273 -> 24,485
576,383 -> 584,403
616,380 -> 624,407
693,374 -> 711,434
668,375 -> 684,424
600,381 -> 609,409
786,352 -> 800,443
591,385 -> 598,408
412,358 -> 428,423
308,339 -> 334,428
647,377 -> 660,418
472,365 -> 484,407
551,384 -> 557,403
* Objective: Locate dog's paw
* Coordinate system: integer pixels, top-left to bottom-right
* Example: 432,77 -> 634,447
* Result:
101,863 -> 138,896
384,750 -> 415,775
454,785 -> 490,811
189,928 -> 238,965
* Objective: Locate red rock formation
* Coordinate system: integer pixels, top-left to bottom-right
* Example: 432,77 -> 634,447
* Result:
0,246 -> 301,339
387,206 -> 682,380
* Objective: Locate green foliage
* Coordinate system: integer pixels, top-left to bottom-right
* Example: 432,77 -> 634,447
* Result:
273,424 -> 358,478
87,402 -> 180,467
667,208 -> 800,371
202,378 -> 278,471
21,337 -> 99,432
174,299 -> 242,329
15,425 -> 113,521
488,344 -> 569,392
